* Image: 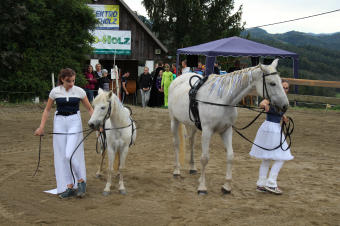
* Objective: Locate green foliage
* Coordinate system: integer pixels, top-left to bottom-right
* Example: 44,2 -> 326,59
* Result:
0,0 -> 97,100
142,0 -> 244,56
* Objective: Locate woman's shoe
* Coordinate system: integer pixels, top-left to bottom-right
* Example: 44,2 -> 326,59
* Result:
264,186 -> 282,195
59,188 -> 76,199
256,186 -> 267,192
76,181 -> 86,198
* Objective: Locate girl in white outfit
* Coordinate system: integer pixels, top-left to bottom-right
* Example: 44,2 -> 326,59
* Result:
35,68 -> 93,199
250,81 -> 293,195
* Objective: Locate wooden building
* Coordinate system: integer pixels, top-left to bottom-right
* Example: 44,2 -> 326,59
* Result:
89,0 -> 168,80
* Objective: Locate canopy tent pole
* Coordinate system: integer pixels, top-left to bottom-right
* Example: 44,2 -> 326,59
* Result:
176,54 -> 180,77
205,56 -> 215,76
293,57 -> 299,94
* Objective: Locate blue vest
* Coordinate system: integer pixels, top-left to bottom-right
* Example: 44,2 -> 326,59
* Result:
56,97 -> 80,113
266,105 -> 283,123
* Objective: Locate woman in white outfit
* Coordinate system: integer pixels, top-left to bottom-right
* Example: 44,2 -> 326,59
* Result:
250,81 -> 293,195
35,68 -> 93,199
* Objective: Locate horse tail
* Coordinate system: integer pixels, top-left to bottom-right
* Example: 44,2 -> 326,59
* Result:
178,123 -> 186,166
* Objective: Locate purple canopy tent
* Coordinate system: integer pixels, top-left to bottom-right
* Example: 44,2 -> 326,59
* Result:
176,36 -> 299,81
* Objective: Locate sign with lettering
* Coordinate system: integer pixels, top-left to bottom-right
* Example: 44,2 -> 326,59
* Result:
88,4 -> 119,29
92,30 -> 131,55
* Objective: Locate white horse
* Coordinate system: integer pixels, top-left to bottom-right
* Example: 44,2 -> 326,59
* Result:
168,59 -> 289,194
88,89 -> 136,195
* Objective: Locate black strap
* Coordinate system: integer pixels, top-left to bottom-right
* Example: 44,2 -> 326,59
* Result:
188,75 -> 209,130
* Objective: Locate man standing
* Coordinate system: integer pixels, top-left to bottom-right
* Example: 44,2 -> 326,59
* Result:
139,66 -> 152,108
181,60 -> 190,74
121,71 -> 130,104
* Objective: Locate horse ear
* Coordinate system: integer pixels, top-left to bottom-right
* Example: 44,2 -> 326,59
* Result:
271,59 -> 279,68
98,88 -> 104,95
107,90 -> 113,99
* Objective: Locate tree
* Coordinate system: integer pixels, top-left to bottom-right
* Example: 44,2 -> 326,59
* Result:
0,0 -> 97,99
142,0 -> 244,55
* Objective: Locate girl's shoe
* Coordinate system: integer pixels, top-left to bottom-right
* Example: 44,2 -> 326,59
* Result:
59,188 -> 76,199
256,186 -> 267,192
264,186 -> 282,195
76,181 -> 86,198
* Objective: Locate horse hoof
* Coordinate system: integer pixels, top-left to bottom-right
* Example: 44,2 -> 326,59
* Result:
119,189 -> 127,195
173,174 -> 181,178
221,187 -> 231,195
197,190 -> 208,195
102,191 -> 111,196
189,170 -> 197,175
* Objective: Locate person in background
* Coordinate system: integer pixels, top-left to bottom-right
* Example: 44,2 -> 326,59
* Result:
181,60 -> 190,75
161,64 -> 174,107
93,63 -> 102,97
148,62 -> 164,107
34,68 -> 93,199
194,62 -> 204,75
213,61 -> 220,74
249,80 -> 293,195
98,69 -> 110,92
121,71 -> 130,104
171,63 -> 177,75
84,65 -> 97,102
139,66 -> 152,108
171,63 -> 177,80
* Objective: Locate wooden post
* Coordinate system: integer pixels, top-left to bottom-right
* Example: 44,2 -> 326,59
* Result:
51,73 -> 55,88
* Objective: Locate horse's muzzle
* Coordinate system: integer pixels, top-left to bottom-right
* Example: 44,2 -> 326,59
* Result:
88,121 -> 100,130
281,104 -> 288,113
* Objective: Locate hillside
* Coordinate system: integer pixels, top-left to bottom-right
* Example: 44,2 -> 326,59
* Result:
242,28 -> 340,51
241,28 -> 340,97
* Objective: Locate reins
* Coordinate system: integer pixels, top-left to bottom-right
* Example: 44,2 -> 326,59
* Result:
33,128 -> 95,185
188,72 -> 294,151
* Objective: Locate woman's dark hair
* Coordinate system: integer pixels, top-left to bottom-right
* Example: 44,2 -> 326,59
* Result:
87,64 -> 93,73
58,68 -> 76,85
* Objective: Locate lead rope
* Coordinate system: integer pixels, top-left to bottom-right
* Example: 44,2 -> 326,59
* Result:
33,128 -> 94,177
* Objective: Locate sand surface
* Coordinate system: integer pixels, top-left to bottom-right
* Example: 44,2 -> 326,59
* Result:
0,103 -> 339,225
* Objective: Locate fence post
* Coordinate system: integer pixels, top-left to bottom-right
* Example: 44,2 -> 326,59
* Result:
51,73 -> 55,88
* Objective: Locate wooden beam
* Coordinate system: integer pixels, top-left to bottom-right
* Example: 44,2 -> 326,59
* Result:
288,94 -> 340,105
282,77 -> 340,88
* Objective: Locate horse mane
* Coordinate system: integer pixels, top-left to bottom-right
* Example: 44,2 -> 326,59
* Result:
205,65 -> 260,98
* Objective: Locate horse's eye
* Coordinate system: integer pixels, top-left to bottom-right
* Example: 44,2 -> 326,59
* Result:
101,106 -> 106,110
269,82 -> 276,86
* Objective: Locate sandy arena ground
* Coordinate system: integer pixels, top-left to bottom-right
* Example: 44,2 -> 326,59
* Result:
0,103 -> 339,225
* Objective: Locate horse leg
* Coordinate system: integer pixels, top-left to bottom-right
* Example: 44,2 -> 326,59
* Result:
198,128 -> 213,194
220,127 -> 234,194
118,146 -> 129,195
96,150 -> 106,178
187,126 -> 197,174
171,118 -> 181,176
103,147 -> 115,196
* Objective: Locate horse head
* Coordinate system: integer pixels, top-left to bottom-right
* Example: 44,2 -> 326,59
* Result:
88,88 -> 113,130
255,59 -> 289,112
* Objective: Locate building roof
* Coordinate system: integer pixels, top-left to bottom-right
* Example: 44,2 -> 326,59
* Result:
119,0 -> 168,53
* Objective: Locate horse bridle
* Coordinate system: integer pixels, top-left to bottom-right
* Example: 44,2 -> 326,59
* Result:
97,99 -> 135,154
262,71 -> 278,102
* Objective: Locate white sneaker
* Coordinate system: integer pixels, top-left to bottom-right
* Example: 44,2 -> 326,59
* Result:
264,186 -> 282,195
